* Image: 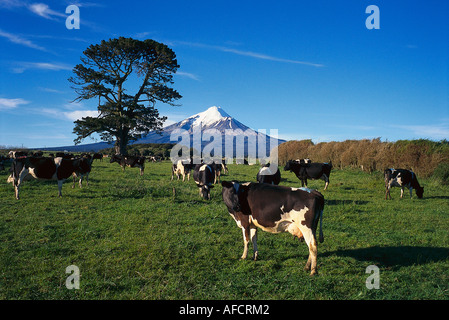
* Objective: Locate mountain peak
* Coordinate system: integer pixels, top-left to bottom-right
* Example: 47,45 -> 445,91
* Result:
188,106 -> 231,127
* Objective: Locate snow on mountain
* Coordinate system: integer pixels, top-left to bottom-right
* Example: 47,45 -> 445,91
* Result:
40,106 -> 285,152
169,106 -> 254,134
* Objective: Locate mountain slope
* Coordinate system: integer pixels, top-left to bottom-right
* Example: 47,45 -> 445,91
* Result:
41,106 -> 285,153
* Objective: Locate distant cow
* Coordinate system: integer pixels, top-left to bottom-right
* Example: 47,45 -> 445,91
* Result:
384,168 -> 424,199
92,153 -> 103,161
221,181 -> 324,276
284,160 -> 333,190
193,164 -> 215,200
172,159 -> 194,181
295,158 -> 311,164
256,164 -> 281,185
9,156 -> 88,199
110,154 -> 145,176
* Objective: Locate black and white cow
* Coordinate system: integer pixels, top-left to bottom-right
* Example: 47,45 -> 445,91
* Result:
221,181 -> 324,276
384,168 -> 424,199
295,158 -> 311,164
171,159 -> 194,181
72,154 -> 93,188
284,160 -> 333,190
9,156 -> 87,199
256,164 -> 281,185
110,154 -> 145,176
193,164 -> 215,200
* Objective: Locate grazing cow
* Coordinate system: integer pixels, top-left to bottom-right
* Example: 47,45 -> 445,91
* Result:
284,160 -> 333,190
72,154 -> 93,188
384,168 -> 424,199
221,181 -> 324,275
193,164 -> 215,200
256,164 -> 281,185
172,159 -> 193,181
9,156 -> 87,199
92,153 -> 103,162
110,154 -> 145,176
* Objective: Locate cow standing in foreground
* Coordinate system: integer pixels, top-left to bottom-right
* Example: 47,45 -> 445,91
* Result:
256,164 -> 281,185
384,168 -> 424,199
221,181 -> 324,276
284,160 -> 332,190
9,156 -> 88,199
193,164 -> 215,200
110,154 -> 146,176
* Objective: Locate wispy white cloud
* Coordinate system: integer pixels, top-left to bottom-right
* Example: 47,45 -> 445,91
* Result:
12,61 -> 72,73
38,87 -> 66,94
0,28 -> 47,51
0,97 -> 30,110
63,110 -> 99,121
176,71 -> 200,81
393,123 -> 449,140
39,106 -> 99,122
28,3 -> 65,20
172,40 -> 325,67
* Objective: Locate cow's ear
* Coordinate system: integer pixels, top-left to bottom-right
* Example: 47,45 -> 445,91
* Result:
221,181 -> 233,188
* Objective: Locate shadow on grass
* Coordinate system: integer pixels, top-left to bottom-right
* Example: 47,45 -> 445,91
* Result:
323,246 -> 449,270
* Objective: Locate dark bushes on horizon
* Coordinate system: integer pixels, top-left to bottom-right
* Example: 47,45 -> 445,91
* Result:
278,138 -> 449,178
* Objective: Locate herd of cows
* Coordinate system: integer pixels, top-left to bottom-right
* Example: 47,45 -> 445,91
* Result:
1,151 -> 425,275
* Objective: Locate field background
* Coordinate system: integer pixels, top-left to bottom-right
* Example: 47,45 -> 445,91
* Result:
0,159 -> 448,300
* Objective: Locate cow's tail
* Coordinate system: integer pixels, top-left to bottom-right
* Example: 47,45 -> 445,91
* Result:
313,191 -> 325,243
318,202 -> 324,243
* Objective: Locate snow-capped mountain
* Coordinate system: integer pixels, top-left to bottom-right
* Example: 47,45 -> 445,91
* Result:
41,106 -> 285,153
166,106 -> 253,133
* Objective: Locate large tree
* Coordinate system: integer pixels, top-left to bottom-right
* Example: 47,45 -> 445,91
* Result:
69,37 -> 182,155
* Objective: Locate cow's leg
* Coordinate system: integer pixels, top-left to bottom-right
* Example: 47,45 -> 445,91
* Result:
322,174 -> 329,190
250,227 -> 258,260
85,173 -> 89,187
187,172 -> 190,181
72,173 -> 76,188
14,181 -> 20,200
409,187 -> 413,199
240,227 -> 250,260
57,180 -> 64,197
299,226 -> 318,276
400,187 -> 404,198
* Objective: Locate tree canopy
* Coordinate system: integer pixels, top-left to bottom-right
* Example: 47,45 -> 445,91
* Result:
69,37 -> 182,154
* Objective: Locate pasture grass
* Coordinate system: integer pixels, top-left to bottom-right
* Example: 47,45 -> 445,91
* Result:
0,160 -> 448,300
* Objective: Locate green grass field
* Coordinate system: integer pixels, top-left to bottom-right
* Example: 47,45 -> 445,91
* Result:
1,160 -> 448,300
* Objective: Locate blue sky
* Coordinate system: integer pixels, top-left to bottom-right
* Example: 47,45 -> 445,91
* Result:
0,0 -> 448,148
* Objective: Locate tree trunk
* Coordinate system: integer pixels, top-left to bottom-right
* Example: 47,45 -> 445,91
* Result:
115,131 -> 128,155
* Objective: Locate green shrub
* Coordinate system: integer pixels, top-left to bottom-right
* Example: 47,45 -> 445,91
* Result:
432,162 -> 449,185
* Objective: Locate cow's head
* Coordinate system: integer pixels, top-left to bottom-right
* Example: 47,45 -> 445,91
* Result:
284,160 -> 295,171
200,184 -> 214,200
416,186 -> 424,199
221,181 -> 252,213
110,154 -> 120,163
